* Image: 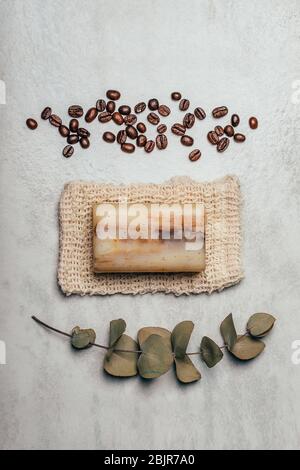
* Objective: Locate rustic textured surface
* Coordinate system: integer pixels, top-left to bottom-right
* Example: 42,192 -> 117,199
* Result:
0,0 -> 300,451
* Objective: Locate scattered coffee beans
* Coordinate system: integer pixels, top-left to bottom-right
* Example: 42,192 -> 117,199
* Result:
112,112 -> 124,125
231,114 -> 240,127
157,124 -> 167,133
26,118 -> 38,130
171,92 -> 181,101
85,107 -> 98,123
194,107 -> 206,120
98,111 -> 112,123
207,131 -> 219,145
117,130 -> 127,144
126,125 -> 138,140
189,149 -> 201,162
158,105 -> 170,117
67,134 -> 79,144
106,90 -> 121,100
68,105 -> 83,118
63,145 -> 74,158
59,125 -> 70,138
96,99 -> 106,112
224,125 -> 234,137
156,134 -> 168,150
181,135 -> 193,146
49,114 -> 62,127
121,143 -> 135,153
137,135 -> 147,147
183,113 -> 195,129
217,137 -> 230,152
171,123 -> 186,136
148,99 -> 159,110
234,133 -> 246,142
106,101 -> 116,113
212,106 -> 228,118
137,122 -> 147,133
144,140 -> 155,153
147,112 -> 160,125
69,119 -> 79,132
119,105 -> 131,115
124,114 -> 137,125
134,102 -> 146,113
103,131 -> 116,143
80,137 -> 90,149
249,116 -> 258,129
41,107 -> 52,120
78,127 -> 90,138
214,125 -> 224,137
179,99 -> 190,111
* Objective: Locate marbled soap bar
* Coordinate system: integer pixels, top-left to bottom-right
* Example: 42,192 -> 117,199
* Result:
93,202 -> 205,273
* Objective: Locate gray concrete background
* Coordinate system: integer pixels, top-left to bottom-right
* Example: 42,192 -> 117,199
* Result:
0,0 -> 300,450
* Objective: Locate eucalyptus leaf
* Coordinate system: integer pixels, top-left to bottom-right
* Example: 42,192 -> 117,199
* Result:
247,313 -> 276,338
174,356 -> 201,384
104,334 -> 138,377
138,327 -> 171,347
220,314 -> 237,350
106,318 -> 127,360
200,336 -> 224,368
171,321 -> 194,359
138,334 -> 173,379
71,326 -> 96,349
230,335 -> 265,360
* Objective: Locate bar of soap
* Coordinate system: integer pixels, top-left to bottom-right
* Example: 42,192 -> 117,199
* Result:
93,202 -> 205,273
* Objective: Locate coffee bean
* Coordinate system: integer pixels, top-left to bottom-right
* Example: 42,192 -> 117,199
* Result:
77,127 -> 90,138
147,112 -> 160,125
234,133 -> 246,142
157,124 -> 167,133
26,118 -> 38,130
124,114 -> 137,125
68,105 -> 83,118
171,92 -> 181,101
148,98 -> 159,110
118,105 -> 131,115
112,112 -> 124,125
67,134 -> 79,144
158,105 -> 171,117
171,123 -> 186,136
137,122 -> 147,133
63,145 -> 74,158
156,134 -> 168,150
183,113 -> 195,129
117,130 -> 127,144
106,101 -> 116,113
144,140 -> 155,153
85,107 -> 98,123
207,131 -> 219,145
194,107 -> 206,120
49,114 -> 62,127
181,135 -> 194,146
136,135 -> 147,147
106,90 -> 121,101
96,99 -> 106,112
69,119 -> 79,132
126,125 -> 138,140
103,131 -> 116,143
41,107 -> 52,120
217,137 -> 230,152
212,106 -> 228,118
231,114 -> 240,127
179,99 -> 190,111
134,102 -> 146,113
189,149 -> 201,162
98,112 -> 112,123
80,137 -> 90,149
249,116 -> 258,129
121,143 -> 135,153
214,125 -> 224,137
59,125 -> 70,138
224,125 -> 234,137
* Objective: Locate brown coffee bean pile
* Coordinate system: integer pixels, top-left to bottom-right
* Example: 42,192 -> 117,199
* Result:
26,91 -> 258,161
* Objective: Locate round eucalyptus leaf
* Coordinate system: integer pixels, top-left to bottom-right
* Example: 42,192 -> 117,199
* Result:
200,336 -> 223,368
104,334 -> 138,377
247,313 -> 276,338
138,334 -> 173,379
230,335 -> 265,360
109,319 -> 126,346
220,314 -> 237,350
138,327 -> 171,347
71,326 -> 96,349
171,321 -> 194,359
174,356 -> 201,384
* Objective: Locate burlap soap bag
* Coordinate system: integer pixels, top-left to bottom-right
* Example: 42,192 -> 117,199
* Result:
58,175 -> 243,296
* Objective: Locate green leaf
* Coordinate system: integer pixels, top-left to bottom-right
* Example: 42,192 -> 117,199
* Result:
200,336 -> 224,368
71,326 -> 96,349
171,321 -> 194,359
104,334 -> 138,377
106,318 -> 127,359
230,335 -> 265,360
247,313 -> 276,338
138,334 -> 173,379
220,314 -> 237,350
138,327 -> 171,347
174,356 -> 201,383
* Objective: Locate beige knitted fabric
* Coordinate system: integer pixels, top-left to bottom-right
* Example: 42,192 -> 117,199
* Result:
58,175 -> 243,296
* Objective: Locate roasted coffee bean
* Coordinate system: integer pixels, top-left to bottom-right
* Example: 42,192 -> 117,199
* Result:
214,125 -> 224,137
68,105 -> 83,118
112,111 -> 124,125
41,107 -> 52,120
69,119 -> 79,132
98,111 -> 112,123
96,99 -> 106,112
183,113 -> 195,129
59,125 -> 70,138
117,130 -> 127,144
156,134 -> 168,150
121,143 -> 135,153
49,114 -> 62,127
207,131 -> 219,145
157,124 -> 167,133
224,125 -> 234,137
189,149 -> 201,162
106,90 -> 121,101
234,133 -> 246,142
171,123 -> 186,136
137,122 -> 147,133
26,118 -> 38,130
148,98 -> 159,110
158,105 -> 171,117
136,135 -> 147,147
106,101 -> 116,113
212,106 -> 228,118
80,137 -> 90,149
119,105 -> 131,115
124,114 -> 137,125
67,134 -> 79,144
103,131 -> 116,143
249,116 -> 258,129
171,91 -> 181,101
217,137 -> 230,152
134,102 -> 146,113
181,135 -> 194,146
126,125 -> 138,140
194,107 -> 206,120
77,127 -> 90,138
179,99 -> 190,111
147,112 -> 160,125
231,114 -> 240,127
144,140 -> 155,153
63,145 -> 74,158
